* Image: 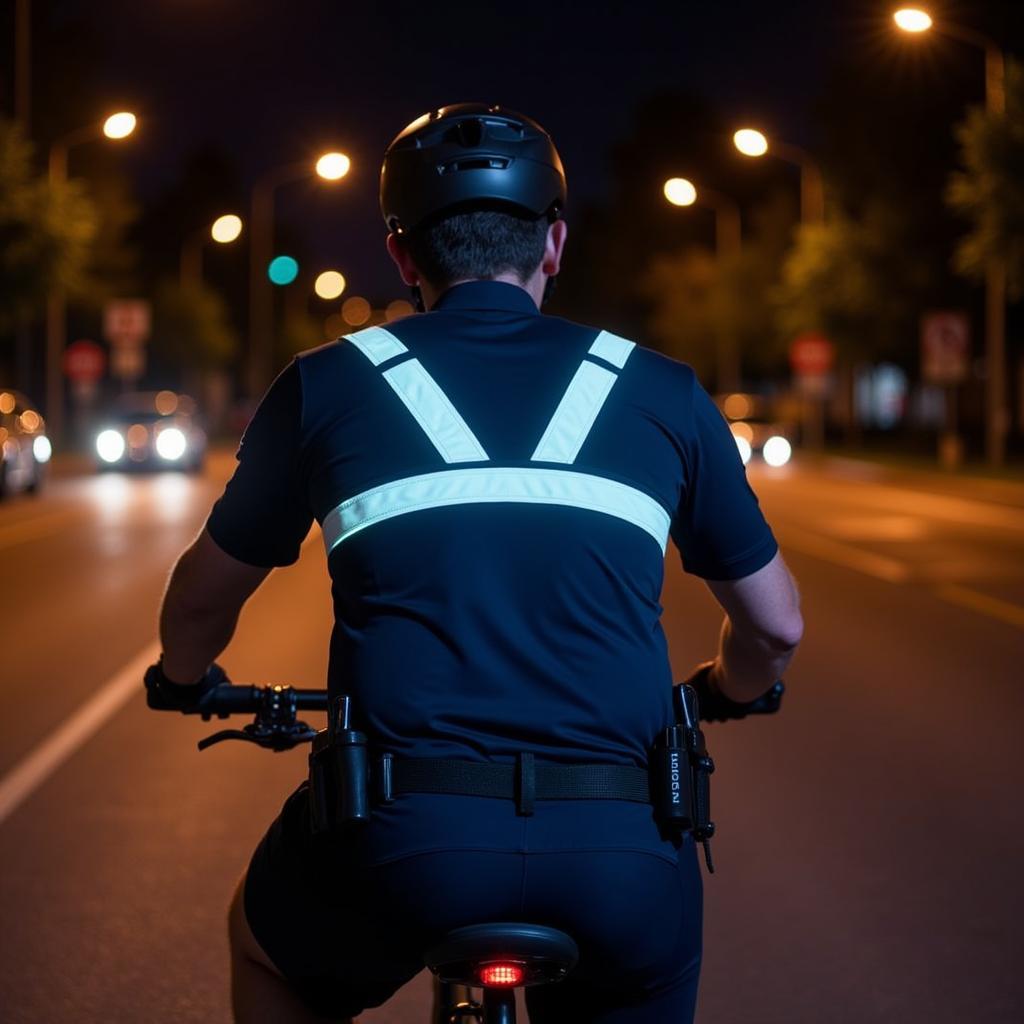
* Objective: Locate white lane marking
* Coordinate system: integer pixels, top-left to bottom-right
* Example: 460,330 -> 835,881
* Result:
0,641 -> 160,826
774,527 -> 911,584
0,508 -> 84,552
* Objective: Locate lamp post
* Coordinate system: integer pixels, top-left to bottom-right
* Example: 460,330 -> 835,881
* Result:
894,6 -> 1008,465
732,128 -> 825,223
45,112 -> 137,444
180,214 -> 244,289
663,177 -> 743,390
247,151 -> 350,398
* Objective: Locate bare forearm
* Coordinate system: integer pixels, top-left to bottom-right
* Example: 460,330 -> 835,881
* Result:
714,615 -> 798,703
159,584 -> 240,684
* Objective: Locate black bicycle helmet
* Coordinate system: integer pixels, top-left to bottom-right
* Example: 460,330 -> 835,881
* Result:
380,103 -> 567,234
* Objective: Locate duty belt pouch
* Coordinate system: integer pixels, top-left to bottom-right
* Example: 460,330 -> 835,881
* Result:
308,695 -> 370,835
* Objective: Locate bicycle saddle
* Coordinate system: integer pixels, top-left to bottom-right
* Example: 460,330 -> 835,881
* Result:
424,922 -> 579,988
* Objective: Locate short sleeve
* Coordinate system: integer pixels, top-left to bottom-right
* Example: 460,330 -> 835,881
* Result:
670,380 -> 778,580
206,361 -> 314,567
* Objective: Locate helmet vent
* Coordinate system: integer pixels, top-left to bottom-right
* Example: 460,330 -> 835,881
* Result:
438,156 -> 511,175
455,118 -> 484,147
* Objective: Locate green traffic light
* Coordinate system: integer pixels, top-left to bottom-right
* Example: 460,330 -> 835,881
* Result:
268,255 -> 299,286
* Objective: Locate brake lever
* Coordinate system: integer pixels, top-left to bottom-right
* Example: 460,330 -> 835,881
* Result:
198,720 -> 319,752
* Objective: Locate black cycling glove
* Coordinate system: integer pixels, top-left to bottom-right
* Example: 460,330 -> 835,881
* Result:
684,662 -> 783,722
145,658 -> 228,713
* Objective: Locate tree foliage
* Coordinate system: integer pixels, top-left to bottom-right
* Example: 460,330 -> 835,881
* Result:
947,58 -> 1024,298
150,279 -> 239,373
0,119 -> 97,330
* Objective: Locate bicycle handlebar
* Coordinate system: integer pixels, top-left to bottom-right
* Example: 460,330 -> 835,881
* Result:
184,680 -> 785,752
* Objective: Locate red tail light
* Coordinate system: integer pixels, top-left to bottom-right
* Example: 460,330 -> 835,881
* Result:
479,963 -> 525,987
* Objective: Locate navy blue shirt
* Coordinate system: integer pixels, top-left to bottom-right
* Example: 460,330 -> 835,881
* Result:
207,281 -> 777,768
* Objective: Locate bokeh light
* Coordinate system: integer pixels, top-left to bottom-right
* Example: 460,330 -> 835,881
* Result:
763,436 -> 793,467
734,435 -> 752,465
723,393 -> 752,420
316,152 -> 351,180
268,255 -> 299,286
663,178 -> 697,207
155,391 -> 179,416
103,112 -> 137,139
342,296 -> 371,326
0,392 -> 15,414
211,214 -> 243,244
733,128 -> 768,157
385,299 -> 414,321
33,435 -> 52,463
315,270 -> 347,300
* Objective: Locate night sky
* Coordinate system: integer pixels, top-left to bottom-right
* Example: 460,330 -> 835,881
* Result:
11,0 -> 1023,301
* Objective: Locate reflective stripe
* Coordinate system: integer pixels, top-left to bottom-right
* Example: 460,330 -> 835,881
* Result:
531,361 -> 618,464
588,330 -> 635,369
345,325 -> 408,366
382,360 -> 489,463
322,467 -> 671,555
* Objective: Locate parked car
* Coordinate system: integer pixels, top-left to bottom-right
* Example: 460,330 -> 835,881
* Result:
0,390 -> 51,498
94,391 -> 207,472
715,392 -> 795,467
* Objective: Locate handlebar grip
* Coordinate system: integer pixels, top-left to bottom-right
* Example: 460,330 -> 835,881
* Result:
197,684 -> 263,715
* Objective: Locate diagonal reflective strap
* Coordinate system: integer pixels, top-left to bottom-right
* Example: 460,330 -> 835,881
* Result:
322,467 -> 671,555
382,360 -> 489,463
531,332 -> 636,464
344,325 -> 408,366
345,325 -> 489,464
588,330 -> 636,368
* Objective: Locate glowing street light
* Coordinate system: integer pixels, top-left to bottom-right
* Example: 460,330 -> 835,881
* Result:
102,111 -> 137,139
733,128 -> 768,157
314,270 -> 346,300
211,214 -> 243,244
893,8 -> 932,32
316,151 -> 351,180
663,177 -> 697,207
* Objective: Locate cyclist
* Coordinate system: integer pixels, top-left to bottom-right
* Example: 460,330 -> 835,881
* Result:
146,104 -> 802,1023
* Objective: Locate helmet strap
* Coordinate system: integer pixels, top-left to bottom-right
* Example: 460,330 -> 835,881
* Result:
410,284 -> 425,313
542,275 -> 558,306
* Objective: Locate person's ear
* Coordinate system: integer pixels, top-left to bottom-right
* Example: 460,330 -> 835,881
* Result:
386,233 -> 420,286
543,219 -> 568,278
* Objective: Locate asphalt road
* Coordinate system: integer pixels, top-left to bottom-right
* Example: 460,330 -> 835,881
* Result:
1,452 -> 1022,1023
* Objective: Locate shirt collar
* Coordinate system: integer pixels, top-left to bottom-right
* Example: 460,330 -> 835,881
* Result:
431,280 -> 540,315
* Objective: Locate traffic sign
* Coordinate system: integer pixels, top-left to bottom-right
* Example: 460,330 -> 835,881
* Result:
111,346 -> 146,382
921,311 -> 969,384
63,339 -> 106,383
789,333 -> 835,377
103,300 -> 151,349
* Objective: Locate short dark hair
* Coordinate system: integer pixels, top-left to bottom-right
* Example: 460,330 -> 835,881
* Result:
402,207 -> 549,290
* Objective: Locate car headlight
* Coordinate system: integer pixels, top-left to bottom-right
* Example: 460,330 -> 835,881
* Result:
96,429 -> 126,463
155,427 -> 187,461
734,435 -> 752,465
32,435 -> 53,463
763,435 -> 792,467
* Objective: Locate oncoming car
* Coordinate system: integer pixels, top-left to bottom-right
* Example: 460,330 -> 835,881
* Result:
716,393 -> 794,468
94,391 -> 206,472
0,390 -> 51,498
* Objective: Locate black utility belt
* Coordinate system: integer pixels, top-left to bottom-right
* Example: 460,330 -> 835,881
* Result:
308,687 -> 717,870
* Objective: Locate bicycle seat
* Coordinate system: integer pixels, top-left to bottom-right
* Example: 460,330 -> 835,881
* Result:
424,922 -> 579,988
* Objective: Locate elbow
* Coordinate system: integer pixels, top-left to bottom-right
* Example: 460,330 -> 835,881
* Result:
768,610 -> 803,654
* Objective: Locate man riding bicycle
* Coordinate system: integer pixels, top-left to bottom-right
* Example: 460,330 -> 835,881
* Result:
147,104 -> 802,1022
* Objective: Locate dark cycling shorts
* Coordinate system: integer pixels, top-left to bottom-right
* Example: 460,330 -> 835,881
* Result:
244,783 -> 702,1022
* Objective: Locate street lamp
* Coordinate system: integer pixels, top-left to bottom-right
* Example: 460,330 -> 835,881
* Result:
46,111 -> 137,444
732,127 -> 825,223
314,270 -> 346,300
248,150 -> 351,396
180,214 -> 244,288
894,7 -> 1008,464
663,177 -> 742,389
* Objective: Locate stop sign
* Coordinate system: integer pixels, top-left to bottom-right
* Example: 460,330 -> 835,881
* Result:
789,333 -> 835,376
63,339 -> 106,383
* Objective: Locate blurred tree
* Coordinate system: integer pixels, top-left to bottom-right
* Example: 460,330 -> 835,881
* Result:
150,278 -> 239,376
947,58 -> 1024,299
0,119 -> 96,332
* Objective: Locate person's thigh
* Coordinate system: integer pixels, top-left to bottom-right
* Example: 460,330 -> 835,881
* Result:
524,843 -> 703,1023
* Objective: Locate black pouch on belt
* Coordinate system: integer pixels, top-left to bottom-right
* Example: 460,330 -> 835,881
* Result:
308,695 -> 370,834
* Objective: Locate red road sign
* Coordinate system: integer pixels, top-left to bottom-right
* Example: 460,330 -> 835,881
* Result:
790,333 -> 835,376
103,299 -> 151,349
63,339 -> 106,383
921,311 -> 969,384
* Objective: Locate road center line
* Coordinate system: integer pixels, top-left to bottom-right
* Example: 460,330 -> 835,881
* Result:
0,508 -> 84,552
0,641 -> 159,826
773,526 -> 911,584
934,584 -> 1024,630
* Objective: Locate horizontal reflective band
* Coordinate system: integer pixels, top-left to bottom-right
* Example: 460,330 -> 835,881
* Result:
345,325 -> 408,366
322,468 -> 671,554
588,330 -> 636,369
531,361 -> 617,464
382,359 -> 489,463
